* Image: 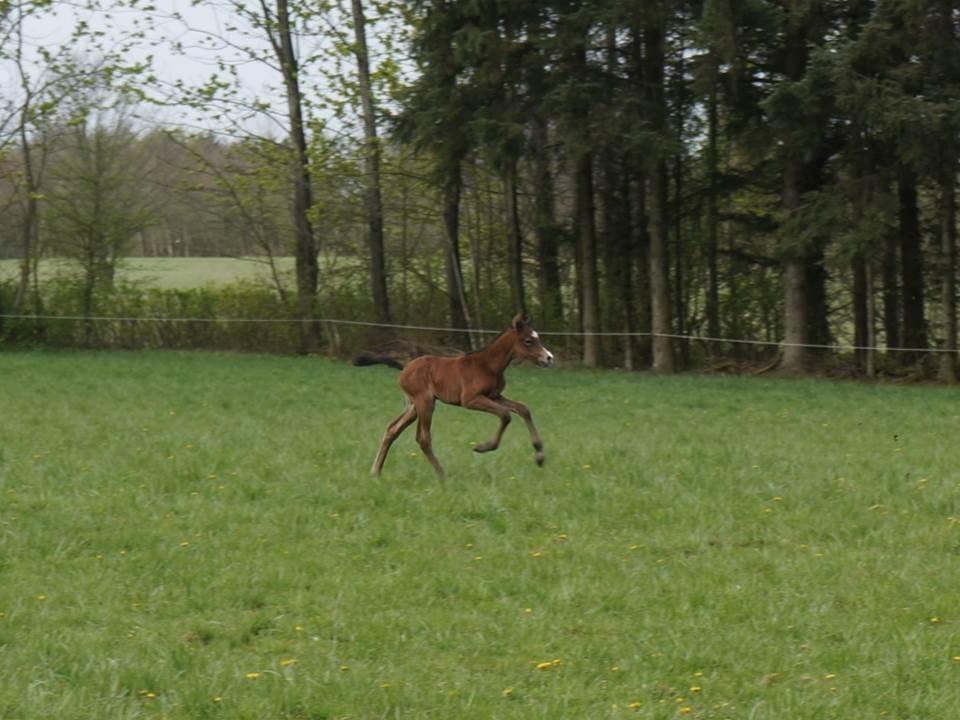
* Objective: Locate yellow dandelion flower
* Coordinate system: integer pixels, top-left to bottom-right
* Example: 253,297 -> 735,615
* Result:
679,707 -> 692,715
35,594 -> 47,601
690,685 -> 702,693
930,617 -> 941,625
536,661 -> 554,670
212,696 -> 222,703
502,687 -> 514,698
628,701 -> 642,709
245,672 -> 259,680
280,658 -> 297,667
340,665 -> 350,672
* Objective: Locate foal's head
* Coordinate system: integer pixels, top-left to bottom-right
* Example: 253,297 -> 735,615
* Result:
510,314 -> 555,367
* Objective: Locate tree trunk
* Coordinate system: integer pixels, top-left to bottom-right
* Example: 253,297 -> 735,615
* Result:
705,83 -> 720,343
673,154 -> 687,368
600,148 -> 635,367
644,16 -> 673,373
274,0 -> 319,354
531,113 -> 562,330
780,147 -> 810,373
619,171 -> 637,369
899,164 -> 927,366
853,254 -> 868,371
634,169 -> 652,366
865,261 -> 877,378
575,151 -> 600,367
779,7 -> 811,375
672,35 -> 689,369
14,117 -> 38,314
350,0 -> 389,324
882,226 -> 901,354
442,163 -> 471,348
504,155 -> 525,316
649,158 -> 674,373
781,257 -> 808,372
939,156 -> 957,382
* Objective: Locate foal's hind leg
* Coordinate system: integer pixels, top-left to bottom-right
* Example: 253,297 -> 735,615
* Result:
371,401 -> 417,476
414,396 -> 445,479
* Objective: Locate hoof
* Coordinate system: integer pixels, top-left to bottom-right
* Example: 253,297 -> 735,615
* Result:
473,442 -> 496,454
535,451 -> 545,467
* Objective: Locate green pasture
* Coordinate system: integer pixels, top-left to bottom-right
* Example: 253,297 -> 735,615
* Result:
0,258 -> 298,290
2,351 -> 960,719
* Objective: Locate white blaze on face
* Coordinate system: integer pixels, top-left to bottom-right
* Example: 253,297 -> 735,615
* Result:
531,330 -> 554,365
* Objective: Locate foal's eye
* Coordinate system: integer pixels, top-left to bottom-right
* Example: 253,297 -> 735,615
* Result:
523,338 -> 534,347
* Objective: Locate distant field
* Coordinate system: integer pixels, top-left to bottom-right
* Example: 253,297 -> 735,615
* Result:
0,257 -> 298,289
3,352 -> 960,719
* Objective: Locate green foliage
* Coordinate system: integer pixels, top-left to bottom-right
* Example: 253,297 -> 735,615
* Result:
0,254 -> 525,356
4,352 -> 960,718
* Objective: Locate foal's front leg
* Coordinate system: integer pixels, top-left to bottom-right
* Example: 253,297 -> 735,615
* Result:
466,395 -> 545,467
467,395 -> 512,454
498,396 -> 545,467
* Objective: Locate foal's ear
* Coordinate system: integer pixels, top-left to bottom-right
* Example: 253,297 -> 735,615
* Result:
512,313 -> 528,332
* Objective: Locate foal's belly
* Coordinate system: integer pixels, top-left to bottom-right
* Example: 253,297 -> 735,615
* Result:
400,355 -> 500,407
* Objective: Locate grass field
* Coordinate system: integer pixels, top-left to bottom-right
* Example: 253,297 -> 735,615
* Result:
0,258 -> 298,290
2,351 -> 960,719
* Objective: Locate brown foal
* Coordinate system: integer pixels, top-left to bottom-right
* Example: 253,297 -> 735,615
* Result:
356,314 -> 554,479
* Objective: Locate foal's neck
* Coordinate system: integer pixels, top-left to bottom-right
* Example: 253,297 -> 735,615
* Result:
477,329 -> 516,374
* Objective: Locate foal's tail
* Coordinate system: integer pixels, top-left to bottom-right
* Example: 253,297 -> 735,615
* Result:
352,353 -> 405,371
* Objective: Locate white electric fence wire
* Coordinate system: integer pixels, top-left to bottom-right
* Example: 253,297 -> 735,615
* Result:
0,313 -> 952,355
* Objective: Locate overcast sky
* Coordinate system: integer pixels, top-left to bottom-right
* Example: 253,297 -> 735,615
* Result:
8,0 -> 372,138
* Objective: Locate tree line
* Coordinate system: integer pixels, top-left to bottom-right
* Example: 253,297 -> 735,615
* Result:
1,0 -> 959,376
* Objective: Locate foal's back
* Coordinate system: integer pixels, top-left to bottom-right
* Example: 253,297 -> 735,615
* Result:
399,354 -> 499,407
